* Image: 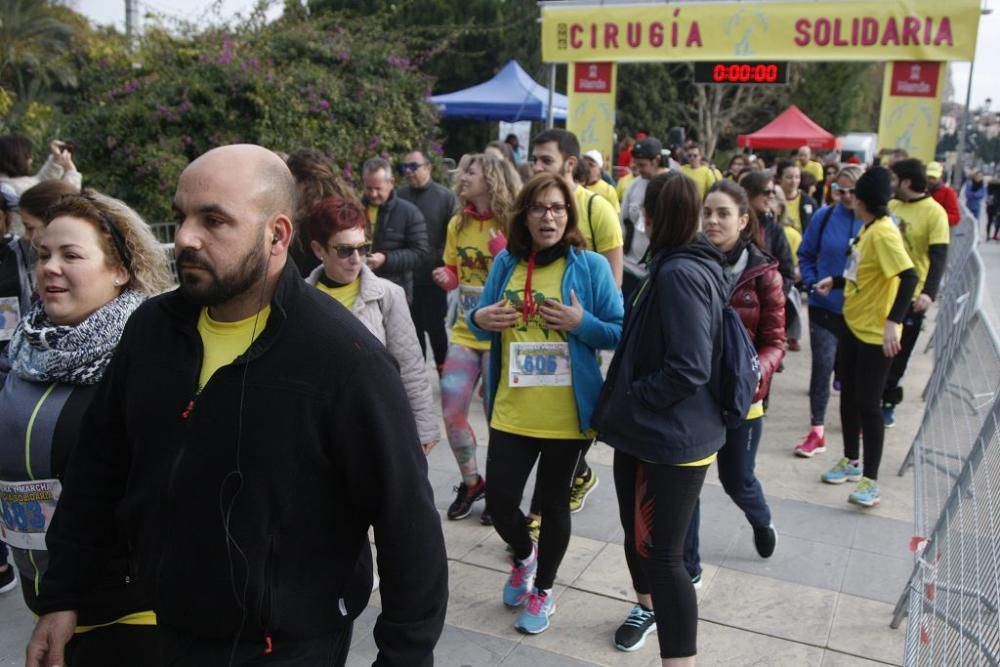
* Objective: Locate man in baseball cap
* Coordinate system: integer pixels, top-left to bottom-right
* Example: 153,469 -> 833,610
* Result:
581,150 -> 621,214
620,136 -> 672,299
925,160 -> 960,226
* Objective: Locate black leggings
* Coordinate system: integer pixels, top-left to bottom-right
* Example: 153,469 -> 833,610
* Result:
528,441 -> 592,516
882,308 -> 924,407
410,284 -> 449,368
614,449 -> 707,659
485,428 -> 588,591
838,327 -> 894,480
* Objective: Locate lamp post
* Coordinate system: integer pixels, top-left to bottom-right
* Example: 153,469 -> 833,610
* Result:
955,2 -> 994,187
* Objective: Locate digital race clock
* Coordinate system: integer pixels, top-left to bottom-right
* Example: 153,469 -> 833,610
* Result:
693,62 -> 789,85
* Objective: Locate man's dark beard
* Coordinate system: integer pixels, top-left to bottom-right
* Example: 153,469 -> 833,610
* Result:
177,233 -> 269,307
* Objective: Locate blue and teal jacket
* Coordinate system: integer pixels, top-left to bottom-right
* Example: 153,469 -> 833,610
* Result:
798,202 -> 863,314
468,246 -> 624,434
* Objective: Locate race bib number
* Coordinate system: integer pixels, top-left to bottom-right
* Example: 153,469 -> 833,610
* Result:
458,285 -> 483,319
509,342 -> 572,387
843,244 -> 860,283
0,479 -> 61,550
0,296 -> 19,341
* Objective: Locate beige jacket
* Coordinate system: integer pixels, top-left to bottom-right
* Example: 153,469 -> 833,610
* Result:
307,264 -> 440,445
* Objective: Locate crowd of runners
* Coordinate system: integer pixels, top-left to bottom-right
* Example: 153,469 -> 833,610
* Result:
0,127 -> 974,665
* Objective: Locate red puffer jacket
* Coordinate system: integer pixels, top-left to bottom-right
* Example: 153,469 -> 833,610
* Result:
729,244 -> 786,402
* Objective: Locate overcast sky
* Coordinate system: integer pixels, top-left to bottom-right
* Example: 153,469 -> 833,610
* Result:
76,0 -> 1000,111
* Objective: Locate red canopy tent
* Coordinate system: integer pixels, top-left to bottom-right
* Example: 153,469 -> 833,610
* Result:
737,105 -> 840,151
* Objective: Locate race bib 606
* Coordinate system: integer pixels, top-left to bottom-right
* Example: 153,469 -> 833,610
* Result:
509,342 -> 572,387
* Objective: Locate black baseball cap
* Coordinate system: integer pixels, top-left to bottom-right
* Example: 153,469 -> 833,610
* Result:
632,137 -> 667,160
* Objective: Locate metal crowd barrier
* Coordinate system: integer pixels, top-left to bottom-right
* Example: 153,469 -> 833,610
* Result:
891,205 -> 1000,667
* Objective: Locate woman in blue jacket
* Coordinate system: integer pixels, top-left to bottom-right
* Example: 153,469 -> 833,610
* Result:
469,172 -> 623,635
794,165 -> 864,458
963,171 -> 987,220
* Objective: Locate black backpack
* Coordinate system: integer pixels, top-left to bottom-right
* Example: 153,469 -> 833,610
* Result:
718,300 -> 762,427
695,264 -> 761,427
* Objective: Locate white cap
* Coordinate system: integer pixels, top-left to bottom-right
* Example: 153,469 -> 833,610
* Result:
583,149 -> 603,169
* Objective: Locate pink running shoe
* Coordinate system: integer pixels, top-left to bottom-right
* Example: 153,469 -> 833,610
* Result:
794,431 -> 827,458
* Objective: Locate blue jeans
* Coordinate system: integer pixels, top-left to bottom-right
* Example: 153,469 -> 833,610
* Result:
808,306 -> 844,426
684,417 -> 770,578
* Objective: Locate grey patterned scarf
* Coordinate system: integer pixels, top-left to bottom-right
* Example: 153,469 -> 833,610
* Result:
8,289 -> 145,385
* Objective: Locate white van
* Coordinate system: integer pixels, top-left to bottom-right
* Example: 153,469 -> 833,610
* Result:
838,133 -> 878,166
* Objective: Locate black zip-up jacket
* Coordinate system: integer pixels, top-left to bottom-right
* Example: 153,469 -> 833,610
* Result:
366,192 -> 430,301
398,181 -> 456,286
759,210 -> 796,292
593,236 -> 727,465
37,260 -> 448,665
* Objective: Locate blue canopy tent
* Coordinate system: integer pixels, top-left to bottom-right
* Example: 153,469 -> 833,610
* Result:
429,60 -> 567,122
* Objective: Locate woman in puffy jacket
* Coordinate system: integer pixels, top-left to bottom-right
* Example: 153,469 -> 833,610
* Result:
304,196 -> 439,452
683,179 -> 786,584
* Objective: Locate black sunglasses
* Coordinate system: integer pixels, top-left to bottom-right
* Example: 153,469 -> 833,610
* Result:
328,242 -> 372,259
399,162 -> 428,174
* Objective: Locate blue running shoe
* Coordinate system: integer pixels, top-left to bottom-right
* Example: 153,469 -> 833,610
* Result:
515,589 -> 556,634
821,458 -> 863,484
503,545 -> 537,608
849,477 -> 881,507
882,403 -> 896,428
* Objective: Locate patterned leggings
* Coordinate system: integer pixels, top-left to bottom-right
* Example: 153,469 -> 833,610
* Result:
441,342 -> 490,484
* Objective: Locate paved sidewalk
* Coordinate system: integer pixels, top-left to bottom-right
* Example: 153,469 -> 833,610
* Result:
0,302 -> 931,666
350,309 -> 924,667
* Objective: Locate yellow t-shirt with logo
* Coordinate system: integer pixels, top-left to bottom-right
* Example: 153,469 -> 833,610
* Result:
585,179 -> 621,215
574,186 -> 623,254
888,196 -> 950,300
843,217 -> 914,346
367,205 -> 379,237
680,165 -> 718,201
315,278 -> 361,311
785,194 -> 803,232
491,257 -> 589,439
444,214 -> 502,350
616,172 -> 635,201
197,306 -> 271,392
784,224 -> 802,267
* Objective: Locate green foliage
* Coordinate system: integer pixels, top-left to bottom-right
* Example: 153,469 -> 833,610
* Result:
308,0 -> 540,158
0,0 -> 79,110
787,62 -> 881,135
615,63 -> 684,139
56,10 -> 438,221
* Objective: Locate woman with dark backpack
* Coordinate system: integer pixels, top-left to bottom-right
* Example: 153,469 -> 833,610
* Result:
682,180 -> 785,587
595,172 -> 727,662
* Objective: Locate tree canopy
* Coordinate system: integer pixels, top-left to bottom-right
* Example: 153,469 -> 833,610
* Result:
2,3 -> 441,221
